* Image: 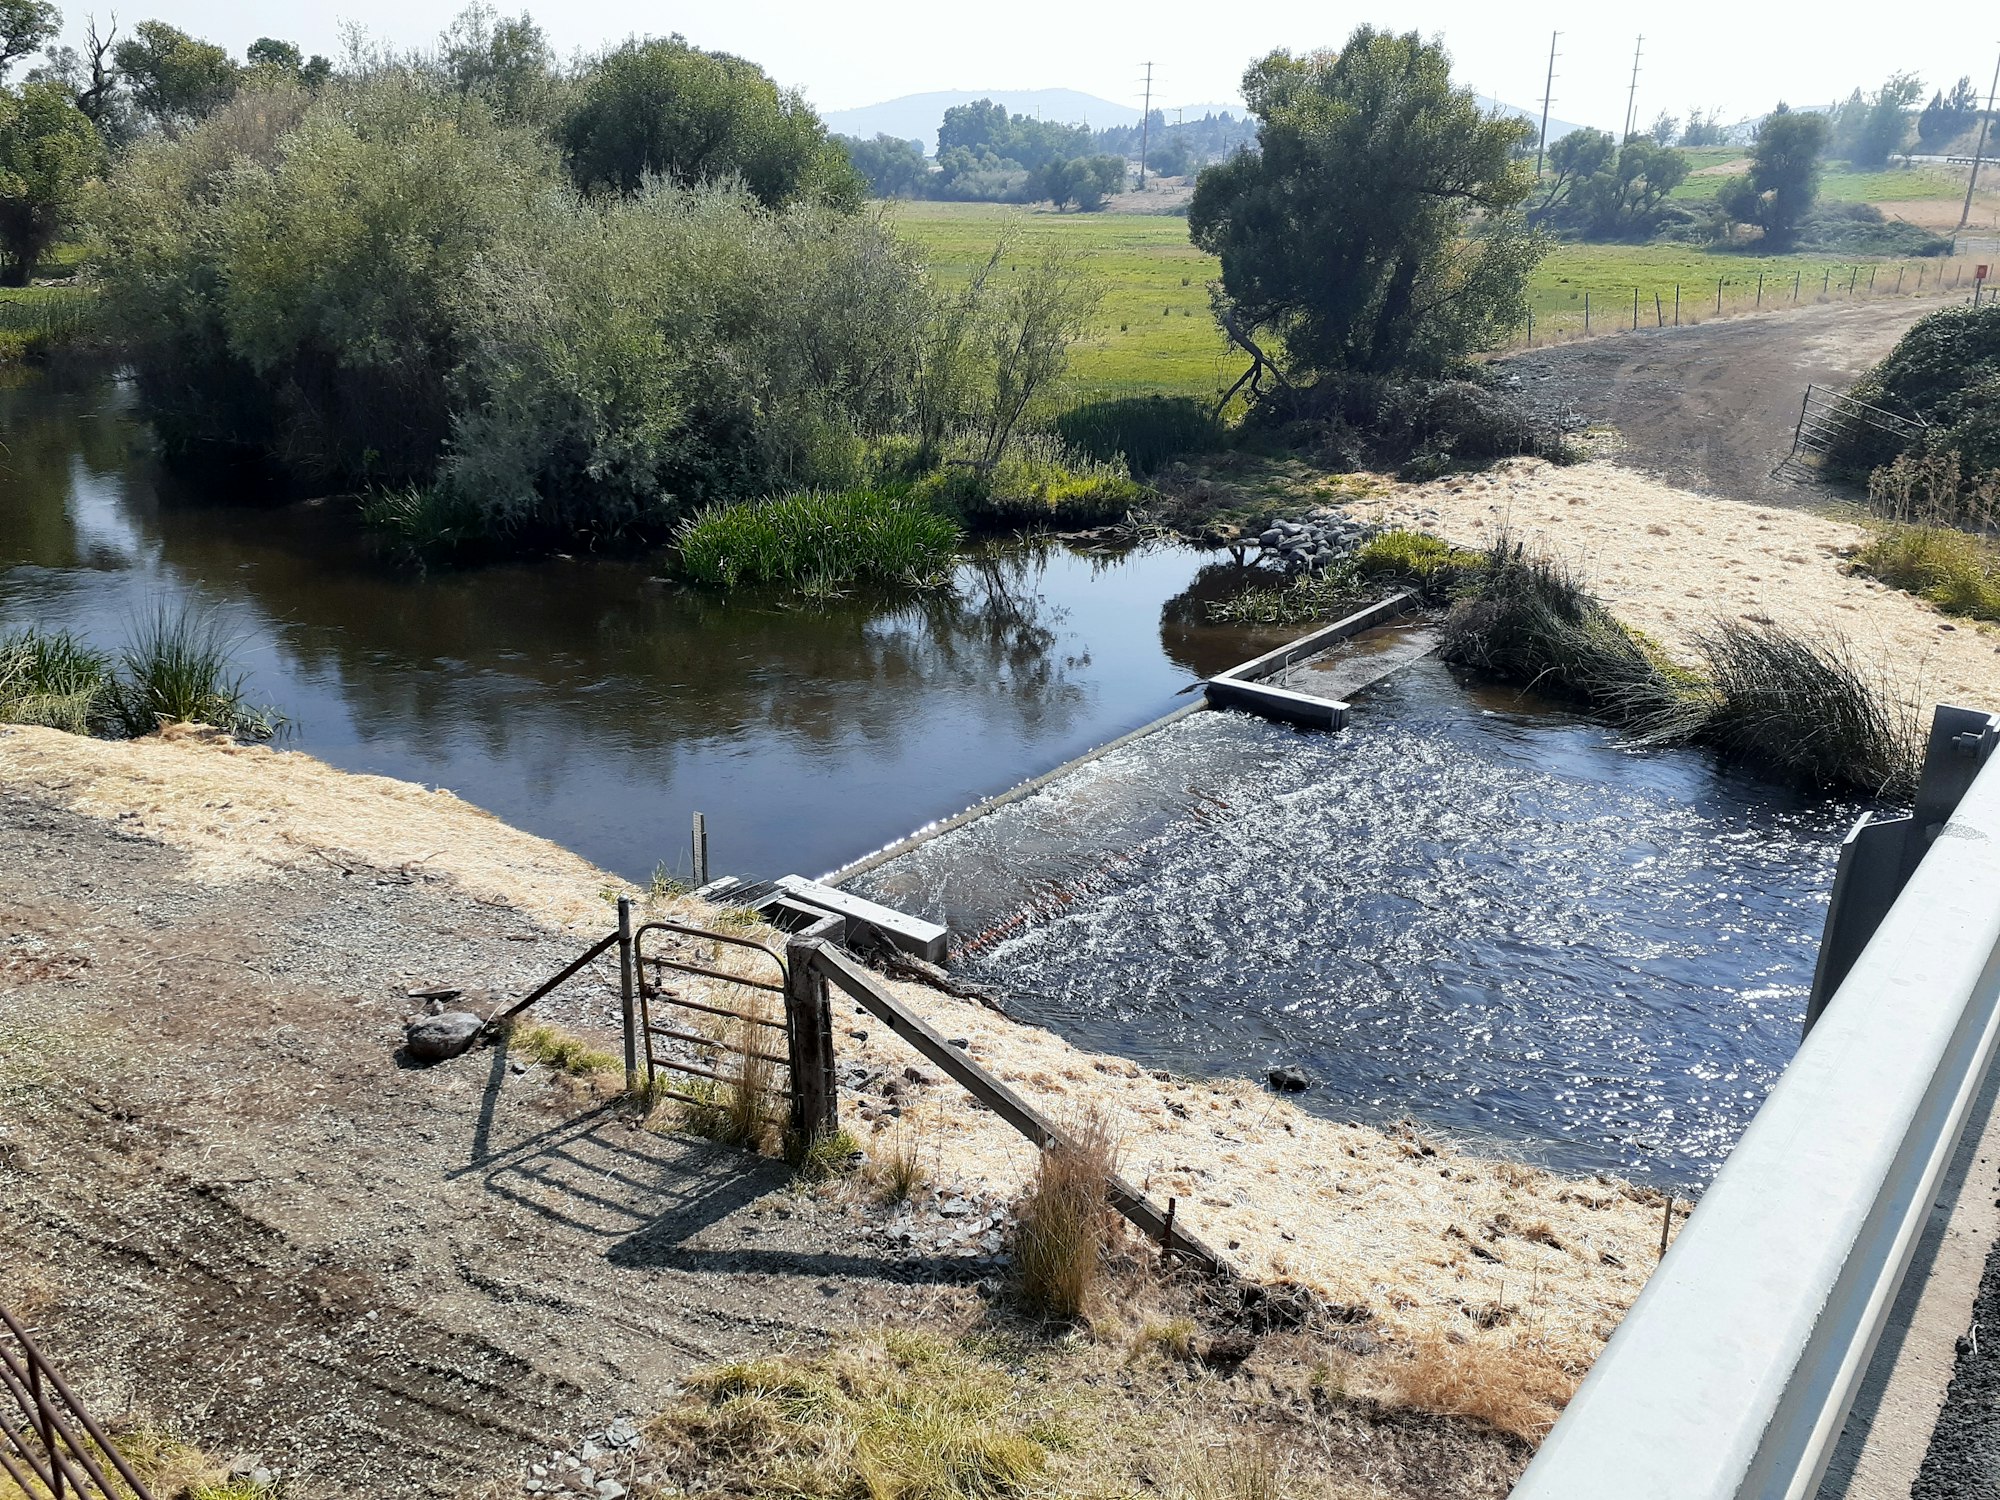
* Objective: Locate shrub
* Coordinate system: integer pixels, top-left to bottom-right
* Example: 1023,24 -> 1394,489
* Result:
922,432 -> 1146,532
1831,304 -> 2000,481
1695,622 -> 1919,797
0,627 -> 112,733
675,490 -> 961,591
1015,1108 -> 1120,1321
1797,201 -> 1950,257
105,604 -> 282,740
1053,396 -> 1222,476
1858,523 -> 2000,620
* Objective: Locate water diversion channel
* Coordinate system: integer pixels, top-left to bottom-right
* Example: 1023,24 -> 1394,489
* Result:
2,368 -> 1851,1184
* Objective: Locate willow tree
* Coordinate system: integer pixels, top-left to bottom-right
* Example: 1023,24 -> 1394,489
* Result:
1189,28 -> 1544,386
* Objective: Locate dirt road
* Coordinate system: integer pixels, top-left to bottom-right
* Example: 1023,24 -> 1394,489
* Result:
1499,297 -> 1944,509
0,791 -> 965,1498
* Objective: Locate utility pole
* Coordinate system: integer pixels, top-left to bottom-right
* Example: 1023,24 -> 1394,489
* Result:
1536,31 -> 1559,176
1622,34 -> 1644,148
1958,46 -> 2000,231
1139,61 -> 1154,188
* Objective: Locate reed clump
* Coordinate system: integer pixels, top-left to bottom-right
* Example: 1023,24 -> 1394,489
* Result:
0,628 -> 112,734
0,608 -> 282,743
105,606 -> 284,741
1438,536 -> 1919,796
1014,1107 -> 1121,1322
676,489 -> 962,591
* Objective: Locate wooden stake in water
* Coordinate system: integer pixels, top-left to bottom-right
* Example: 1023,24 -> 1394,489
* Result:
692,811 -> 709,887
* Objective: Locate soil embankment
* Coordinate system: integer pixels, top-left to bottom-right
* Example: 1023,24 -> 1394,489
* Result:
0,722 -> 1676,1494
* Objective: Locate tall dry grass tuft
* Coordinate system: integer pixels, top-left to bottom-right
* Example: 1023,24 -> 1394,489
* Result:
873,1118 -> 930,1205
1176,1434 -> 1289,1500
1866,450 -> 2000,533
1384,1331 -> 1575,1443
678,1005 -> 781,1152
1014,1107 -> 1121,1321
0,628 -> 112,735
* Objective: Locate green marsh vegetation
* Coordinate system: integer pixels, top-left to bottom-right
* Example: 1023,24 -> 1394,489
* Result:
0,605 -> 282,740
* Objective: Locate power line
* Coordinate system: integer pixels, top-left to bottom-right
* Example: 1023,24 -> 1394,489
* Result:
1622,34 -> 1644,148
1139,61 -> 1154,188
1535,31 -> 1559,177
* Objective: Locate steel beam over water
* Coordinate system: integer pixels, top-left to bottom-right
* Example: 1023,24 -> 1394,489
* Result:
1513,705 -> 2000,1499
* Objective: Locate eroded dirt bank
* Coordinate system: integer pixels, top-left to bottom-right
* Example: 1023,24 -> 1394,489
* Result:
0,723 -> 1679,1495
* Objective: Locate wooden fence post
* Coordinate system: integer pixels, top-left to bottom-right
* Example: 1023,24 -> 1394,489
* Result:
785,938 -> 838,1136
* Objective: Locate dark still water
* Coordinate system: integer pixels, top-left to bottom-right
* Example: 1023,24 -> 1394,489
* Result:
0,370 -> 1282,881
855,657 -> 1852,1185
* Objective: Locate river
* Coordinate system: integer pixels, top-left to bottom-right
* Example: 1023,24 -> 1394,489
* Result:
1,366 -> 1852,1183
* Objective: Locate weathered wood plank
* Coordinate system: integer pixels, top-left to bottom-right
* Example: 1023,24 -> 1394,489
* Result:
809,943 -> 1235,1278
772,875 -> 949,962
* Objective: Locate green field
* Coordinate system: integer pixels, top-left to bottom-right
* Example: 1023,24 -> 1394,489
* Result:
888,202 -> 1952,397
1669,159 -> 1970,205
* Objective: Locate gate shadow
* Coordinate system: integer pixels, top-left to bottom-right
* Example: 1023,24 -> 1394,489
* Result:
456,1093 -> 984,1286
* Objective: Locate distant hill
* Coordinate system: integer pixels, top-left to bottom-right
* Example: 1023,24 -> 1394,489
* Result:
824,89 -> 1245,151
1473,94 -> 1590,143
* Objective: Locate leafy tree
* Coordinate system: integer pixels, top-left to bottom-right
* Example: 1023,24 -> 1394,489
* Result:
1717,105 -> 1828,247
936,98 -> 1090,172
114,21 -> 238,131
1918,76 -> 1978,152
1680,108 -> 1723,147
839,132 -> 927,197
1190,28 -> 1543,381
561,36 -> 860,209
0,0 -> 56,79
245,38 -> 332,90
1037,153 -> 1125,210
1649,111 -> 1679,147
1846,72 -> 1922,167
0,77 -> 101,281
1533,126 -> 1613,217
1150,132 -> 1194,177
437,5 -> 554,126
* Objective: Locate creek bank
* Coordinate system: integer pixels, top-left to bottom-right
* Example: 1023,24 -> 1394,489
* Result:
0,721 -> 1686,1441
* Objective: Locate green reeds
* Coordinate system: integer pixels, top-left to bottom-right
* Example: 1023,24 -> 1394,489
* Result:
676,490 -> 962,592
105,605 -> 284,740
0,628 -> 112,733
1856,524 -> 2000,622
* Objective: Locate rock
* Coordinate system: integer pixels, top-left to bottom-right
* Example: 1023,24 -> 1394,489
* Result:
605,1417 -> 639,1448
947,1037 -> 970,1049
938,1198 -> 971,1218
903,1065 -> 935,1086
405,1010 -> 484,1061
1267,1065 -> 1311,1093
596,1484 -> 627,1500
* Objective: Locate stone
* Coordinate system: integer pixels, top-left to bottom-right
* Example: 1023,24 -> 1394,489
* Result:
947,1037 -> 970,1049
405,1010 -> 483,1061
596,1484 -> 627,1500
903,1065 -> 935,1086
1267,1064 -> 1311,1093
938,1198 -> 971,1218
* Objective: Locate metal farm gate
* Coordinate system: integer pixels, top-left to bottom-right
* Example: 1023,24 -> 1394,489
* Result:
1778,384 -> 1926,477
631,919 -> 794,1125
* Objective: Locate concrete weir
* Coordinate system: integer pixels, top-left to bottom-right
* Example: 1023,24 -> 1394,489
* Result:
1200,593 -> 1414,729
819,591 -> 1438,893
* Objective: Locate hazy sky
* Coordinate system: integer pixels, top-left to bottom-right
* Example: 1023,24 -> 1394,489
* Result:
44,0 -> 2000,134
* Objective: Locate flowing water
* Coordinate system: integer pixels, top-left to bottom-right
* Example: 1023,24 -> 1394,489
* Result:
2,367 -> 1851,1183
854,658 -> 1853,1185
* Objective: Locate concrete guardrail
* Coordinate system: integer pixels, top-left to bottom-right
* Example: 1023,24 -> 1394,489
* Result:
1513,706 -> 2000,1499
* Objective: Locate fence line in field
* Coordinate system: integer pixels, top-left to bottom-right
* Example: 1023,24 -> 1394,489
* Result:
1501,251 -> 1993,354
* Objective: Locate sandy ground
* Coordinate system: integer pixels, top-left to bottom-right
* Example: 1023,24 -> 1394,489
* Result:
0,721 -> 1678,1448
1367,458 -> 2000,719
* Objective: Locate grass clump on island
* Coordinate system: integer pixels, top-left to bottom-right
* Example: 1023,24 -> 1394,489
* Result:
676,490 -> 963,591
0,285 -> 98,364
0,607 -> 283,742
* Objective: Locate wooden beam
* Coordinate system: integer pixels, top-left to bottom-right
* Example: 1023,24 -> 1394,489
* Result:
809,943 -> 1235,1278
772,875 -> 948,962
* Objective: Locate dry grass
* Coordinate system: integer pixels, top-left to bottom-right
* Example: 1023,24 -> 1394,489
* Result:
0,1425 -> 261,1500
1175,1434 -> 1290,1500
1381,1330 -> 1579,1444
873,1118 -> 932,1205
1015,1109 -> 1121,1322
501,1019 -> 620,1079
670,1005 -> 784,1152
651,1331 -> 1054,1500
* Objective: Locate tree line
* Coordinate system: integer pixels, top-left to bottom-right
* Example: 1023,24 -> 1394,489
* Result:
838,100 -> 1257,210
